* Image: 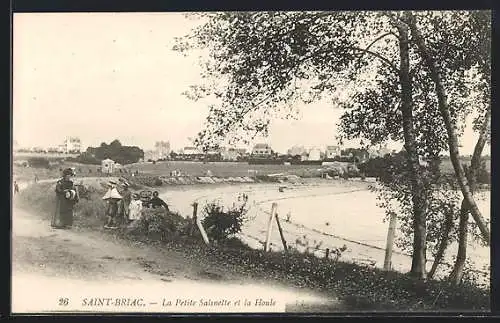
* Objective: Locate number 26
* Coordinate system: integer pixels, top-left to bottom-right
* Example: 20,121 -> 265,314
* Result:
58,298 -> 69,306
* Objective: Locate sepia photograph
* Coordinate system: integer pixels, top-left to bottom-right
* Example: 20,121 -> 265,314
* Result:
11,10 -> 491,314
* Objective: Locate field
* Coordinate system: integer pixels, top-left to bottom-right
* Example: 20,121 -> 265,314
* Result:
125,161 -> 346,178
13,152 -> 79,160
12,163 -> 106,182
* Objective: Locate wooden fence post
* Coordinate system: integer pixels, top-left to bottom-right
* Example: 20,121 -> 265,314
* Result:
384,213 -> 398,271
190,202 -> 198,236
196,216 -> 210,245
274,212 -> 288,252
264,203 -> 277,252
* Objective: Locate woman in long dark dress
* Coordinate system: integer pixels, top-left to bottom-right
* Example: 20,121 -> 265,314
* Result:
52,168 -> 79,229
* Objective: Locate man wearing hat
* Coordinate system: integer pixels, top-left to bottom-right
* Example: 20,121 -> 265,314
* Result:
52,168 -> 79,229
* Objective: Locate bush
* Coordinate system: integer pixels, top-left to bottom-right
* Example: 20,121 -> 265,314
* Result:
346,164 -> 360,177
138,208 -> 190,241
201,194 -> 249,242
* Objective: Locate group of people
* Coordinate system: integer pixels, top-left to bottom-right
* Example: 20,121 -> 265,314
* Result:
102,180 -> 170,229
51,167 -> 170,230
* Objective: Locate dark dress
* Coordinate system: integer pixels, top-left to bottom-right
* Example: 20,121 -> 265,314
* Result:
148,196 -> 169,211
53,178 -> 78,228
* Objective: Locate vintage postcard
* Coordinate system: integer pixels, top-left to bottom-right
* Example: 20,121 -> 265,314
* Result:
12,10 -> 491,314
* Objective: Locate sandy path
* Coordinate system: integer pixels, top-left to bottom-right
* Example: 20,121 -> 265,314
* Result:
12,191 -> 342,313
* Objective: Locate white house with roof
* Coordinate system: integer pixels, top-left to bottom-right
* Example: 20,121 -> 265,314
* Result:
308,147 -> 322,161
325,145 -> 341,159
251,143 -> 273,157
101,158 -> 115,174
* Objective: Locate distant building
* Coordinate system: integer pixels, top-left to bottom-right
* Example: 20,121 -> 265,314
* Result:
57,144 -> 66,153
101,158 -> 115,174
144,150 -> 158,161
308,147 -> 322,161
182,146 -> 202,155
205,148 -> 222,161
287,145 -> 306,157
342,148 -> 370,163
154,141 -> 171,159
367,147 -> 380,158
236,148 -> 248,157
221,147 -> 240,161
252,143 -> 273,157
325,145 -> 341,159
300,152 -> 309,161
64,137 -> 82,154
365,144 -> 394,159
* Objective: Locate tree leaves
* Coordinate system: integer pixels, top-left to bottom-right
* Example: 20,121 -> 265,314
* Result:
174,11 -> 397,149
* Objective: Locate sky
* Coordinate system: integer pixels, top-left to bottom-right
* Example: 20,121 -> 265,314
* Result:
13,12 -> 488,155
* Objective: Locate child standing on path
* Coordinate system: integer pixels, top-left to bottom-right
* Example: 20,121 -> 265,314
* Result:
126,193 -> 143,233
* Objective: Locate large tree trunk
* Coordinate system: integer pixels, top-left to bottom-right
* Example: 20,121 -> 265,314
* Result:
449,199 -> 470,284
428,210 -> 454,279
407,13 -> 490,245
396,21 -> 428,279
449,109 -> 490,284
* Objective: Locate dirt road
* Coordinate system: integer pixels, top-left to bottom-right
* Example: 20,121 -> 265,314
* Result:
12,202 -> 342,313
